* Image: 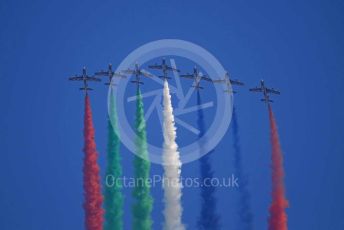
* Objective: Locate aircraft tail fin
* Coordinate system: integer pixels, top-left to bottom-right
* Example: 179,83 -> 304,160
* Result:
261,98 -> 273,103
105,82 -> 117,86
193,85 -> 203,90
131,80 -> 144,85
80,87 -> 93,91
158,76 -> 172,80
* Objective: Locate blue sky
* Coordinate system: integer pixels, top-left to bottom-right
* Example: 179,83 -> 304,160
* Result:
0,0 -> 344,229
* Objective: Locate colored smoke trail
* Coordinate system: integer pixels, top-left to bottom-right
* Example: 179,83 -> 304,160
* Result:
161,80 -> 184,230
104,89 -> 123,230
83,94 -> 104,230
196,91 -> 220,230
268,104 -> 288,230
232,107 -> 253,230
132,88 -> 153,230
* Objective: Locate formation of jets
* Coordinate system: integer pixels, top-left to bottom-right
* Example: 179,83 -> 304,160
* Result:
68,59 -> 280,104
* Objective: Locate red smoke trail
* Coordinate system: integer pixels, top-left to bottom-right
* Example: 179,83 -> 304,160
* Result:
268,104 -> 288,230
83,94 -> 104,230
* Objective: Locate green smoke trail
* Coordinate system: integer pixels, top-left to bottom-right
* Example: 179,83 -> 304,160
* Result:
104,89 -> 123,230
132,87 -> 153,230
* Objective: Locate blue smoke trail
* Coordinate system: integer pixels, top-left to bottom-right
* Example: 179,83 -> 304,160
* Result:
196,91 -> 220,230
232,107 -> 253,230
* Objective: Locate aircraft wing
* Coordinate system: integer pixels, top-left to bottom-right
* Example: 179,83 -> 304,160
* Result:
230,79 -> 244,86
69,76 -> 83,81
201,76 -> 213,82
121,69 -> 135,74
166,66 -> 180,72
249,87 -> 263,92
212,79 -> 226,83
141,71 -> 154,78
86,76 -> 101,82
179,74 -> 194,79
266,88 -> 280,95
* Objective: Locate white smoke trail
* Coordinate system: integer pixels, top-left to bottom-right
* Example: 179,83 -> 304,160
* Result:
162,80 -> 185,230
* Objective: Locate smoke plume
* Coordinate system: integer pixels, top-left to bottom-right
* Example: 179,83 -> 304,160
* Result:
268,104 -> 288,230
196,91 -> 220,230
83,94 -> 104,230
161,80 -> 185,230
104,89 -> 123,230
132,87 -> 153,230
232,107 -> 253,230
